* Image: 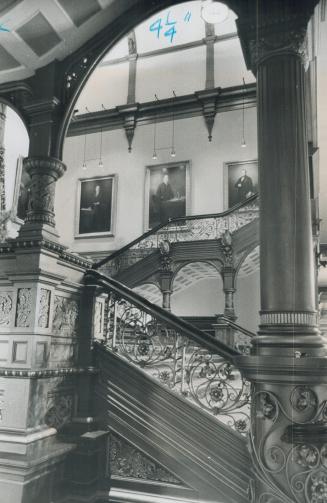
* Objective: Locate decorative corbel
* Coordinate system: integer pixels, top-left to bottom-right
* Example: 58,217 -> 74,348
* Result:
116,104 -> 139,153
195,88 -> 221,142
221,229 -> 233,266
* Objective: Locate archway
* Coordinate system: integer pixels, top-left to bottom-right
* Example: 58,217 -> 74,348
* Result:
56,0 -> 257,256
171,261 -> 223,316
0,101 -> 29,239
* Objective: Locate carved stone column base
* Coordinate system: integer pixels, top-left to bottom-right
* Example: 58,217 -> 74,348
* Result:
236,355 -> 327,503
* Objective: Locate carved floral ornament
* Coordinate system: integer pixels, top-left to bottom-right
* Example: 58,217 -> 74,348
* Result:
23,157 -> 66,226
0,293 -> 12,326
251,387 -> 327,503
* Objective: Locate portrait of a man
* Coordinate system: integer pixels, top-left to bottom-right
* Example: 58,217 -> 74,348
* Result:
77,176 -> 115,236
225,160 -> 258,209
146,162 -> 190,229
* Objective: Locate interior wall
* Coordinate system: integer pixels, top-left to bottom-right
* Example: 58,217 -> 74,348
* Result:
235,270 -> 260,333
58,107 -> 257,254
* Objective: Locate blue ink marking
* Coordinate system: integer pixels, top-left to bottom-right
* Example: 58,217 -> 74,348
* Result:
184,11 -> 192,22
149,18 -> 163,39
0,23 -> 10,32
164,11 -> 177,43
164,24 -> 176,43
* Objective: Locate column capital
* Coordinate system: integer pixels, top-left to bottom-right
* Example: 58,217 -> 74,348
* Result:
237,2 -> 318,72
18,156 -> 66,241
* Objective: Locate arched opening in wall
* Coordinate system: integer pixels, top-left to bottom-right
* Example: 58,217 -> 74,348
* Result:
0,101 -> 29,240
133,283 -> 162,306
234,245 -> 260,333
57,0 -> 257,256
171,261 -> 223,317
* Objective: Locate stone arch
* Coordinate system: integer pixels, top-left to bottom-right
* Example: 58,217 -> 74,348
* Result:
171,260 -> 224,316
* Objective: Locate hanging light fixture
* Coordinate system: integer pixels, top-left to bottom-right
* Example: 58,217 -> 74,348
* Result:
241,77 -> 247,148
82,134 -> 87,169
98,127 -> 104,168
171,91 -> 176,158
152,95 -> 158,160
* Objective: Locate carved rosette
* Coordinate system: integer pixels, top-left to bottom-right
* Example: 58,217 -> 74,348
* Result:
23,157 -> 66,227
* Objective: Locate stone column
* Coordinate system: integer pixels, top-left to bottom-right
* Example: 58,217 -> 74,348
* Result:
0,104 -> 7,241
159,273 -> 173,312
235,2 -> 327,502
18,156 -> 66,241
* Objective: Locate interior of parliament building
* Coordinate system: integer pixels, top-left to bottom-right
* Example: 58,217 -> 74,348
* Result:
0,0 -> 327,502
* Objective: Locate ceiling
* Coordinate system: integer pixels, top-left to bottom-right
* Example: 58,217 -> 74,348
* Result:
0,0 -> 139,84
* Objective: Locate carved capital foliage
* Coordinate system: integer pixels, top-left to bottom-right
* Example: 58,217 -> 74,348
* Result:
251,383 -> 327,503
23,156 -> 66,227
236,4 -> 317,72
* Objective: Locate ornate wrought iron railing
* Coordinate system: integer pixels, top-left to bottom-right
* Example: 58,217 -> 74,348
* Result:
93,194 -> 259,276
87,270 -> 251,435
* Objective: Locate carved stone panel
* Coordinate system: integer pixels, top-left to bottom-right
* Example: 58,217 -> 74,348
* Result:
38,288 -> 51,328
93,299 -> 104,340
0,292 -> 13,327
45,390 -> 74,430
108,432 -> 183,485
15,288 -> 33,328
52,296 -> 79,337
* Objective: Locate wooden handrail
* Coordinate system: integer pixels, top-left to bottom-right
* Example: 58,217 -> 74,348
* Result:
85,269 -> 239,361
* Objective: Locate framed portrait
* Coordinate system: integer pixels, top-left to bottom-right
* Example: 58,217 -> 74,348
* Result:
75,175 -> 116,238
144,161 -> 191,230
224,159 -> 258,209
12,155 -> 31,223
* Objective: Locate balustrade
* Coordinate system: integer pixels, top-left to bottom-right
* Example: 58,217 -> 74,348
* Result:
89,271 -> 252,435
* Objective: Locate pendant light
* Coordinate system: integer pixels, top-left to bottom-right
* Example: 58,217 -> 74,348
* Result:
82,134 -> 87,169
241,77 -> 247,148
98,127 -> 104,168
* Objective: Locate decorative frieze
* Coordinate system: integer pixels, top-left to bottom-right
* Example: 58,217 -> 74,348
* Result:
0,292 -> 13,326
52,296 -> 79,336
15,288 -> 33,328
38,288 -> 51,328
109,432 -> 182,485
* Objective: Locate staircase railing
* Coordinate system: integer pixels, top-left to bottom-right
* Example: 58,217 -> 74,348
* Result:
87,270 -> 251,435
93,193 -> 259,275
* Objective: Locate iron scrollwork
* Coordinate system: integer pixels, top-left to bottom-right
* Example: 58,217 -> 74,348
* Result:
251,386 -> 327,503
103,294 -> 250,434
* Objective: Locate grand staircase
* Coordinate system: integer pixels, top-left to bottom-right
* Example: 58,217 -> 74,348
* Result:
86,197 -> 260,502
